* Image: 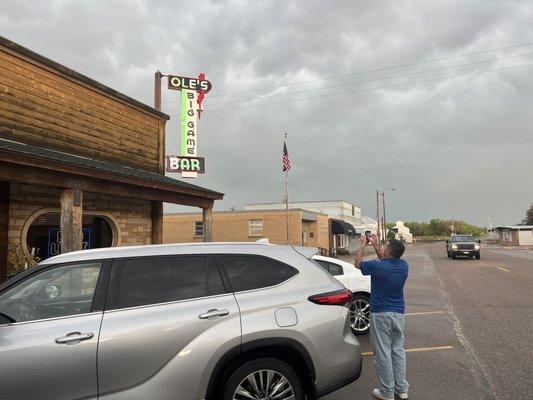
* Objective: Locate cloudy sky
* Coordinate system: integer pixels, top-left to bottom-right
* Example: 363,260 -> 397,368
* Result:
2,0 -> 532,226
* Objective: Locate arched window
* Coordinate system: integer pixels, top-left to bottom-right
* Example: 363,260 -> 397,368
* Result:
26,213 -> 115,260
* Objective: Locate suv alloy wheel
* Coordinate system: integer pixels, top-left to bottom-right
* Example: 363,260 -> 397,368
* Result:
349,294 -> 371,335
223,358 -> 304,400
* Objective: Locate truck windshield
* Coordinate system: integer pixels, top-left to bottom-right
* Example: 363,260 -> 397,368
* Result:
451,236 -> 475,242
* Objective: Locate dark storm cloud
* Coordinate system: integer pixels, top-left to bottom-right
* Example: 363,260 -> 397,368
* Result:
1,0 -> 532,226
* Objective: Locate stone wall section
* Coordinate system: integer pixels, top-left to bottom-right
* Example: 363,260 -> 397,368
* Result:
8,183 -> 152,258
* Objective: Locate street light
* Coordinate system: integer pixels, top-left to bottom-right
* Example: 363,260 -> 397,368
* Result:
379,188 -> 396,242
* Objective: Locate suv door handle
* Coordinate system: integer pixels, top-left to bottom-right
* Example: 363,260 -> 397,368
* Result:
55,332 -> 94,344
199,309 -> 230,319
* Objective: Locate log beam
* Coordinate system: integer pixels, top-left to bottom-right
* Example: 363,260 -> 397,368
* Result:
151,201 -> 163,244
0,182 -> 9,283
60,188 -> 83,253
0,162 -> 215,208
203,204 -> 214,242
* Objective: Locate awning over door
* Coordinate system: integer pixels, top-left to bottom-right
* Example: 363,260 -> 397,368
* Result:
331,219 -> 356,235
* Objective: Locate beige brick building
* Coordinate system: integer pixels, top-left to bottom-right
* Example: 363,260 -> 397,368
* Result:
164,209 -> 330,250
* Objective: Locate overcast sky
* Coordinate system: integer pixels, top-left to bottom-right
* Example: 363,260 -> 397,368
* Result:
2,0 -> 532,226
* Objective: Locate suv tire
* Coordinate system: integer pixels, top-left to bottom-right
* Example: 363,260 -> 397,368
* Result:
451,254 -> 456,259
349,293 -> 371,335
475,253 -> 481,260
223,357 -> 304,400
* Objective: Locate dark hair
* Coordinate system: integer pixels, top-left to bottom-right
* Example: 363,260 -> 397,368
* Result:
387,239 -> 405,258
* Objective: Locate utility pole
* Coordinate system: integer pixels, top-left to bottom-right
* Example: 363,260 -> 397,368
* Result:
379,188 -> 395,242
382,191 -> 387,241
284,133 -> 290,245
376,190 -> 381,244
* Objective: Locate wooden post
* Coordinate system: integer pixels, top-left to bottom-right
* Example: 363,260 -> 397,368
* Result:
328,218 -> 333,257
203,204 -> 214,242
0,182 -> 9,283
151,201 -> 163,244
154,70 -> 163,111
60,188 -> 83,253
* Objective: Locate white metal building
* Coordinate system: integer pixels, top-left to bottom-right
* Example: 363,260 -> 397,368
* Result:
393,221 -> 413,243
493,225 -> 533,246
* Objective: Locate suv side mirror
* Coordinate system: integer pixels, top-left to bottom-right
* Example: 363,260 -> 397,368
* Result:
477,240 -> 481,244
445,240 -> 449,244
43,285 -> 61,299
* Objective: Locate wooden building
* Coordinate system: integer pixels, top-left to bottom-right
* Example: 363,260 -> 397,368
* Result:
0,36 -> 223,282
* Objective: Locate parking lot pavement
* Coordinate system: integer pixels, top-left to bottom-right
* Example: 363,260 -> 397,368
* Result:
324,243 -> 533,400
430,244 -> 533,400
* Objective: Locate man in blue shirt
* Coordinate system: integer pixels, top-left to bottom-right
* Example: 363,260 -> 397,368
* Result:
354,234 -> 409,400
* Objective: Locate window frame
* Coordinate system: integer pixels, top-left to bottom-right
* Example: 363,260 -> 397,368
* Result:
217,253 -> 299,293
0,259 -> 111,326
248,219 -> 264,237
105,255 -> 230,311
194,221 -> 204,238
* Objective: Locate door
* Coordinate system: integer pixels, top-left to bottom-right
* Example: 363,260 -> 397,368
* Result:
97,255 -> 240,400
0,261 -> 105,400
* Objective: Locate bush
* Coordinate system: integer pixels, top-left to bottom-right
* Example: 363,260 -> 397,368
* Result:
7,239 -> 40,277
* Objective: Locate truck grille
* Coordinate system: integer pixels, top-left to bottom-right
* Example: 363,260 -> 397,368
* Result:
457,244 -> 475,250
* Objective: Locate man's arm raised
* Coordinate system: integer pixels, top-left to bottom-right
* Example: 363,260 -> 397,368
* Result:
354,235 -> 368,270
370,234 -> 384,259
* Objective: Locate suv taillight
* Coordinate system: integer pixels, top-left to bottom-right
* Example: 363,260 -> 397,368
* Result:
308,289 -> 352,307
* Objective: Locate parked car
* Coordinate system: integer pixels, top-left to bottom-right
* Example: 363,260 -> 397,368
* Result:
446,234 -> 481,259
0,243 -> 362,400
312,255 -> 371,335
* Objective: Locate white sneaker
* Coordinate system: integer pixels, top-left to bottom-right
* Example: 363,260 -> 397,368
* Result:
372,388 -> 394,400
395,392 -> 409,399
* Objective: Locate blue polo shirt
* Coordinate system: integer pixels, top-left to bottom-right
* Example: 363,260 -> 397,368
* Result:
360,258 -> 409,314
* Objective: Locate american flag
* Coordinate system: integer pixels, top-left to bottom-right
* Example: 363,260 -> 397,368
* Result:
282,140 -> 291,172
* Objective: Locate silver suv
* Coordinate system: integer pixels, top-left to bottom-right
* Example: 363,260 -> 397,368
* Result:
0,243 -> 362,400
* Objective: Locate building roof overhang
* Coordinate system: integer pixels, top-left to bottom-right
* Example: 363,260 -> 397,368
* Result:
0,138 -> 223,208
494,225 -> 533,231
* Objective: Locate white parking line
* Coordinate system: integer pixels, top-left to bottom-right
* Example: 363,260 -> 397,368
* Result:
497,267 -> 510,272
362,345 -> 454,357
405,311 -> 445,316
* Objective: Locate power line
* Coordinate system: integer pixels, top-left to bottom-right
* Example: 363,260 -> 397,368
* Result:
202,51 -> 533,107
160,42 -> 533,104
197,62 -> 533,113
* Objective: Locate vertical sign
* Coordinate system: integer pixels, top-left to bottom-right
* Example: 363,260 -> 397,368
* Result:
167,74 -> 211,178
180,89 -> 199,178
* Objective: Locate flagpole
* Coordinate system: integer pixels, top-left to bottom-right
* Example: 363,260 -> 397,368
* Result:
284,133 -> 290,245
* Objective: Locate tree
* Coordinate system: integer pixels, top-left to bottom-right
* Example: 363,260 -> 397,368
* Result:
404,219 -> 485,237
526,204 -> 533,225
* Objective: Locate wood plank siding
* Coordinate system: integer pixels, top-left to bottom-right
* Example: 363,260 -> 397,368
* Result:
0,41 -> 166,172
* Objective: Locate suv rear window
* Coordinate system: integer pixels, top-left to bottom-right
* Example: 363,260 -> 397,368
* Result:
108,256 -> 225,309
220,255 -> 298,292
315,260 -> 344,276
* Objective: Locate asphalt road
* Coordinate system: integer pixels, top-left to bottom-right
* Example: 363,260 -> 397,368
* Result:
325,242 -> 533,400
